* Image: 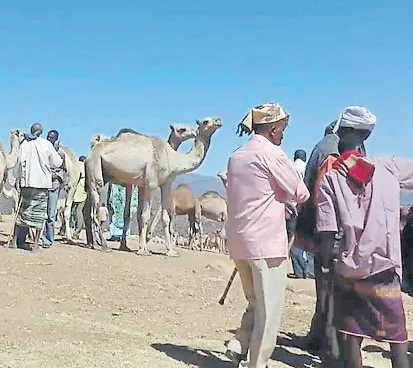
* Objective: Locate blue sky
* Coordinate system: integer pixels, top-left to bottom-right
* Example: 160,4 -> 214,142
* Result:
0,1 -> 412,176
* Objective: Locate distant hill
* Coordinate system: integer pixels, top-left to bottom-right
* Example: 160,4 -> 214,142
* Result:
173,173 -> 226,196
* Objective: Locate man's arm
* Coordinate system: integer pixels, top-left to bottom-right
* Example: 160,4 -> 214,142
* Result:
263,151 -> 310,204
48,142 -> 64,169
316,176 -> 340,271
386,157 -> 413,190
303,146 -> 322,191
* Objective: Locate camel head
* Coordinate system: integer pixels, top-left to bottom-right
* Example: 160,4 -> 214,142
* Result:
169,124 -> 197,142
217,171 -> 227,181
195,117 -> 223,138
90,134 -> 111,149
10,129 -> 25,145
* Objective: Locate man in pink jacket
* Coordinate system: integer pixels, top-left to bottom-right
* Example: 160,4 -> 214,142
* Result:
225,103 -> 310,368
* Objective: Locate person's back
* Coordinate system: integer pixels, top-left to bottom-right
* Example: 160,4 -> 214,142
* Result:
227,137 -> 307,259
293,149 -> 307,179
319,155 -> 412,279
19,137 -> 62,189
226,103 -> 309,368
316,116 -> 413,367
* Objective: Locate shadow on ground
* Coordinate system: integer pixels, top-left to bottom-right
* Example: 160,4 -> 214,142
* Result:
152,333 -> 323,368
151,343 -> 232,368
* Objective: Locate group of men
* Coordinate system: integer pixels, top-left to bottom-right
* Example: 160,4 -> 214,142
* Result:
8,123 -> 69,252
225,103 -> 412,368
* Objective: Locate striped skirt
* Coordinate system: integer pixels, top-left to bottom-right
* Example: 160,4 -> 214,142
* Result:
334,269 -> 408,343
16,187 -> 48,230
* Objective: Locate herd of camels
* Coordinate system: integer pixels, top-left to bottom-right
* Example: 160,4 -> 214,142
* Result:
0,118 -> 228,256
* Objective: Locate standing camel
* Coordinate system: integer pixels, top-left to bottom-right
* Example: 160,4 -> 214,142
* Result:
0,130 -> 24,219
85,117 -> 222,256
118,124 -> 197,251
56,146 -> 82,243
148,183 -> 202,250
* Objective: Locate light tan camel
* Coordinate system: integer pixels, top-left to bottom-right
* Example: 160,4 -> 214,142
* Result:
118,124 -> 198,251
148,183 -> 202,251
90,124 -> 197,251
55,146 -> 82,243
182,190 -> 227,250
0,130 -> 24,219
199,191 -> 227,223
85,117 -> 222,256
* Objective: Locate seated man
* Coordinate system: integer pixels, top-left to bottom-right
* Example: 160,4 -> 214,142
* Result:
316,106 -> 411,368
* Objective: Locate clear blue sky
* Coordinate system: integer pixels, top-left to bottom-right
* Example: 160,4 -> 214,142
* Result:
0,1 -> 412,176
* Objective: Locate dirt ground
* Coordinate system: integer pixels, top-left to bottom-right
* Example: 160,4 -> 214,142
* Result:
0,216 -> 412,368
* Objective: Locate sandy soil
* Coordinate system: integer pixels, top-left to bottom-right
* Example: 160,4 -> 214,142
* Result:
0,215 -> 412,368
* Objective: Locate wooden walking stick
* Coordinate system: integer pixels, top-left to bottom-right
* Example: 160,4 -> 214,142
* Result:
219,267 -> 238,305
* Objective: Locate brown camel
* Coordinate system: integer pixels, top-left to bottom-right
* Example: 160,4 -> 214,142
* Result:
85,117 -> 222,256
148,183 -> 202,251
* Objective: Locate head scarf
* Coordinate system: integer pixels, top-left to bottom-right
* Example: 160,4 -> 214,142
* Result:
236,102 -> 289,137
332,106 -> 376,134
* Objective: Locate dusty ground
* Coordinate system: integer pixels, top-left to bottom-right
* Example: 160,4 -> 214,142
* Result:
0,216 -> 412,368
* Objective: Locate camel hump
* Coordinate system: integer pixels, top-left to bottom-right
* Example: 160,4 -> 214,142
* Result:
116,128 -> 142,138
175,183 -> 192,192
202,190 -> 222,198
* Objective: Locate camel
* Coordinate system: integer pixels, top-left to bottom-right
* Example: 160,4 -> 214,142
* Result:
85,117 -> 222,256
56,146 -> 82,243
148,183 -> 202,251
203,229 -> 226,253
118,125 -> 198,251
0,130 -> 24,219
90,125 -> 198,251
186,190 -> 227,250
198,191 -> 227,223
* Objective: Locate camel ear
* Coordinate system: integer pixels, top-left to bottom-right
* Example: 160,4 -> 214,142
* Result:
169,125 -> 175,131
196,120 -> 201,126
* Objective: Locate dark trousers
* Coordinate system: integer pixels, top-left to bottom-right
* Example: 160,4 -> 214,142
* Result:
308,254 -> 341,360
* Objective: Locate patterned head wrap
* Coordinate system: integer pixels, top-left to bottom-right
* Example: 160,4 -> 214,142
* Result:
236,102 -> 289,137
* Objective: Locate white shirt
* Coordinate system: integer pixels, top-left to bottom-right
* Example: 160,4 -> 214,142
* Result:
17,137 -> 63,189
294,158 -> 306,179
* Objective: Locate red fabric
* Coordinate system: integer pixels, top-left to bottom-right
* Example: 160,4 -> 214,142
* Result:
333,150 -> 375,186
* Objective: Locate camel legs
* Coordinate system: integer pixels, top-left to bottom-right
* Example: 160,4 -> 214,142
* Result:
64,189 -> 76,244
160,183 -> 178,257
119,185 -> 132,252
136,186 -> 152,256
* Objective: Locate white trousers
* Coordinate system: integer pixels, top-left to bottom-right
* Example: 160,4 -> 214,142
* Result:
227,258 -> 287,368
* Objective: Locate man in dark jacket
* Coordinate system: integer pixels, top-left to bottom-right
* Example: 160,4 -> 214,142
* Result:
41,130 -> 66,248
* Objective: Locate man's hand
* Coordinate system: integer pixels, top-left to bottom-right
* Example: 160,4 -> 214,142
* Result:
285,201 -> 298,218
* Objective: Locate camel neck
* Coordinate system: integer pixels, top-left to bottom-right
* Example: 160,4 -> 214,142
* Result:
169,133 -> 211,175
6,136 -> 20,169
167,133 -> 182,151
